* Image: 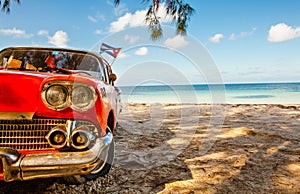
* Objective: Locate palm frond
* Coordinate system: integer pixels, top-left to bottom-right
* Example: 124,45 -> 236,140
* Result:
114,0 -> 120,6
0,0 -> 20,14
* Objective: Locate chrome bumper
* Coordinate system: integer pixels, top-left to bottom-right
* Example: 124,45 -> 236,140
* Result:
0,132 -> 113,182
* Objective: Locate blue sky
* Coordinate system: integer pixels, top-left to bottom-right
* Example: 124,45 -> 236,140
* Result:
1,0 -> 300,85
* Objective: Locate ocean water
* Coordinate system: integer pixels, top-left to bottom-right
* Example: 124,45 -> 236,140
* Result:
119,82 -> 300,104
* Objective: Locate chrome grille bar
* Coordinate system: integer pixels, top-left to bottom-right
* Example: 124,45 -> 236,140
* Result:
0,119 -> 67,150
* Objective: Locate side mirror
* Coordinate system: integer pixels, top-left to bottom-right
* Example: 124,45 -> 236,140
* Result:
109,73 -> 117,82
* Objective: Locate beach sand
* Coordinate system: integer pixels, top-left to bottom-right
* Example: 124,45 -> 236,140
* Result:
111,103 -> 300,193
0,103 -> 299,193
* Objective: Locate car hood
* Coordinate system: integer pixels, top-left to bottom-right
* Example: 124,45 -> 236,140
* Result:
0,70 -> 74,113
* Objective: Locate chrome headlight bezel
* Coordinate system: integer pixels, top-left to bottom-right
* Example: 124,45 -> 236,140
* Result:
42,84 -> 69,111
42,81 -> 97,112
71,85 -> 97,111
70,126 -> 96,150
45,125 -> 68,149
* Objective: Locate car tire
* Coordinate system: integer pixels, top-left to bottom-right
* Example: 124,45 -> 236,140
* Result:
63,137 -> 115,184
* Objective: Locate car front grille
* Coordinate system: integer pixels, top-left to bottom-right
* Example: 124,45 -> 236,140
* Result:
0,119 -> 67,151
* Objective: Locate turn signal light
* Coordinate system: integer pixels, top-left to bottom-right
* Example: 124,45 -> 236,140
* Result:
46,126 -> 67,149
71,127 -> 95,150
53,132 -> 66,144
71,131 -> 89,149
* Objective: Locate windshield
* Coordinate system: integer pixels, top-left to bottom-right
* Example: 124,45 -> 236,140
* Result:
0,48 -> 104,79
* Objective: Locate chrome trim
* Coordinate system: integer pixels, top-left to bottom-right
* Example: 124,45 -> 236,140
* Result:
0,119 -> 97,151
41,81 -> 72,111
0,132 -> 113,182
0,148 -> 20,164
45,125 -> 68,149
0,112 -> 34,120
70,127 -> 95,150
0,119 -> 67,150
71,85 -> 97,112
103,131 -> 113,146
42,84 -> 69,111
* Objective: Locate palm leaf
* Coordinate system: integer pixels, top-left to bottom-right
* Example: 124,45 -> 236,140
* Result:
0,0 -> 20,13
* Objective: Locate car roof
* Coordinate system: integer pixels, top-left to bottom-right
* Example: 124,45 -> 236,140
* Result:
0,46 -> 110,66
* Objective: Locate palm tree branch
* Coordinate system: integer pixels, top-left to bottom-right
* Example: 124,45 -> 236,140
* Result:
0,0 -> 20,13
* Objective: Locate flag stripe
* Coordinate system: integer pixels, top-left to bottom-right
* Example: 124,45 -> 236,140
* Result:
100,43 -> 121,58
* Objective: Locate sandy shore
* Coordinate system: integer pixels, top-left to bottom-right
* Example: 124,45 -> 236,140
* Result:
114,103 -> 300,193
0,103 -> 299,193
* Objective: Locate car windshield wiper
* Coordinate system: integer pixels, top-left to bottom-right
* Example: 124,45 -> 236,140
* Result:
45,67 -> 73,75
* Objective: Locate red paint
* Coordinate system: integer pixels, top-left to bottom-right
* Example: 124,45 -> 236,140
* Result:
0,47 -> 120,181
0,70 -> 115,131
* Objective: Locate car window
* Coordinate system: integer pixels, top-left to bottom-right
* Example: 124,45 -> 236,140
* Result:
72,54 -> 104,80
0,48 -> 105,80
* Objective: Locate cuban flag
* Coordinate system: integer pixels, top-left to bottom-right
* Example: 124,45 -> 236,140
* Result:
100,43 -> 121,58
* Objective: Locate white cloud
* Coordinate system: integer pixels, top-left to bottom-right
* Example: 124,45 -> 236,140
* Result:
95,29 -> 103,35
114,3 -> 128,16
109,3 -> 172,33
106,0 -> 114,6
156,4 -> 173,22
229,33 -> 236,40
109,12 -> 135,32
37,30 -> 48,36
88,16 -> 98,23
229,27 -> 256,40
88,14 -> 105,23
209,33 -> 224,43
96,14 -> 105,21
124,34 -> 140,44
164,35 -> 189,49
48,30 -> 69,47
0,27 -> 33,38
118,52 -> 129,59
135,47 -> 148,56
268,23 -> 300,42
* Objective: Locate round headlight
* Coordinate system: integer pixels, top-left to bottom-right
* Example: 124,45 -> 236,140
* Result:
72,131 -> 89,148
71,128 -> 95,150
45,126 -> 67,149
45,85 -> 68,108
71,86 -> 95,111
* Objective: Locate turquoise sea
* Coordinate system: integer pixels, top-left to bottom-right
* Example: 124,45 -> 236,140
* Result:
119,82 -> 300,104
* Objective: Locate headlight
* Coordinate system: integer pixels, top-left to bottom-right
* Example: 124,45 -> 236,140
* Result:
42,81 -> 97,112
71,126 -> 95,150
45,125 -> 68,149
44,85 -> 68,110
71,85 -> 96,111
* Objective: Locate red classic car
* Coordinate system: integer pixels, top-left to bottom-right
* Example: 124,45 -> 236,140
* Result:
0,47 -> 121,184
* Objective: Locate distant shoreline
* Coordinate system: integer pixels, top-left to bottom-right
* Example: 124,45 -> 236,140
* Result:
118,81 -> 300,88
119,82 -> 300,104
